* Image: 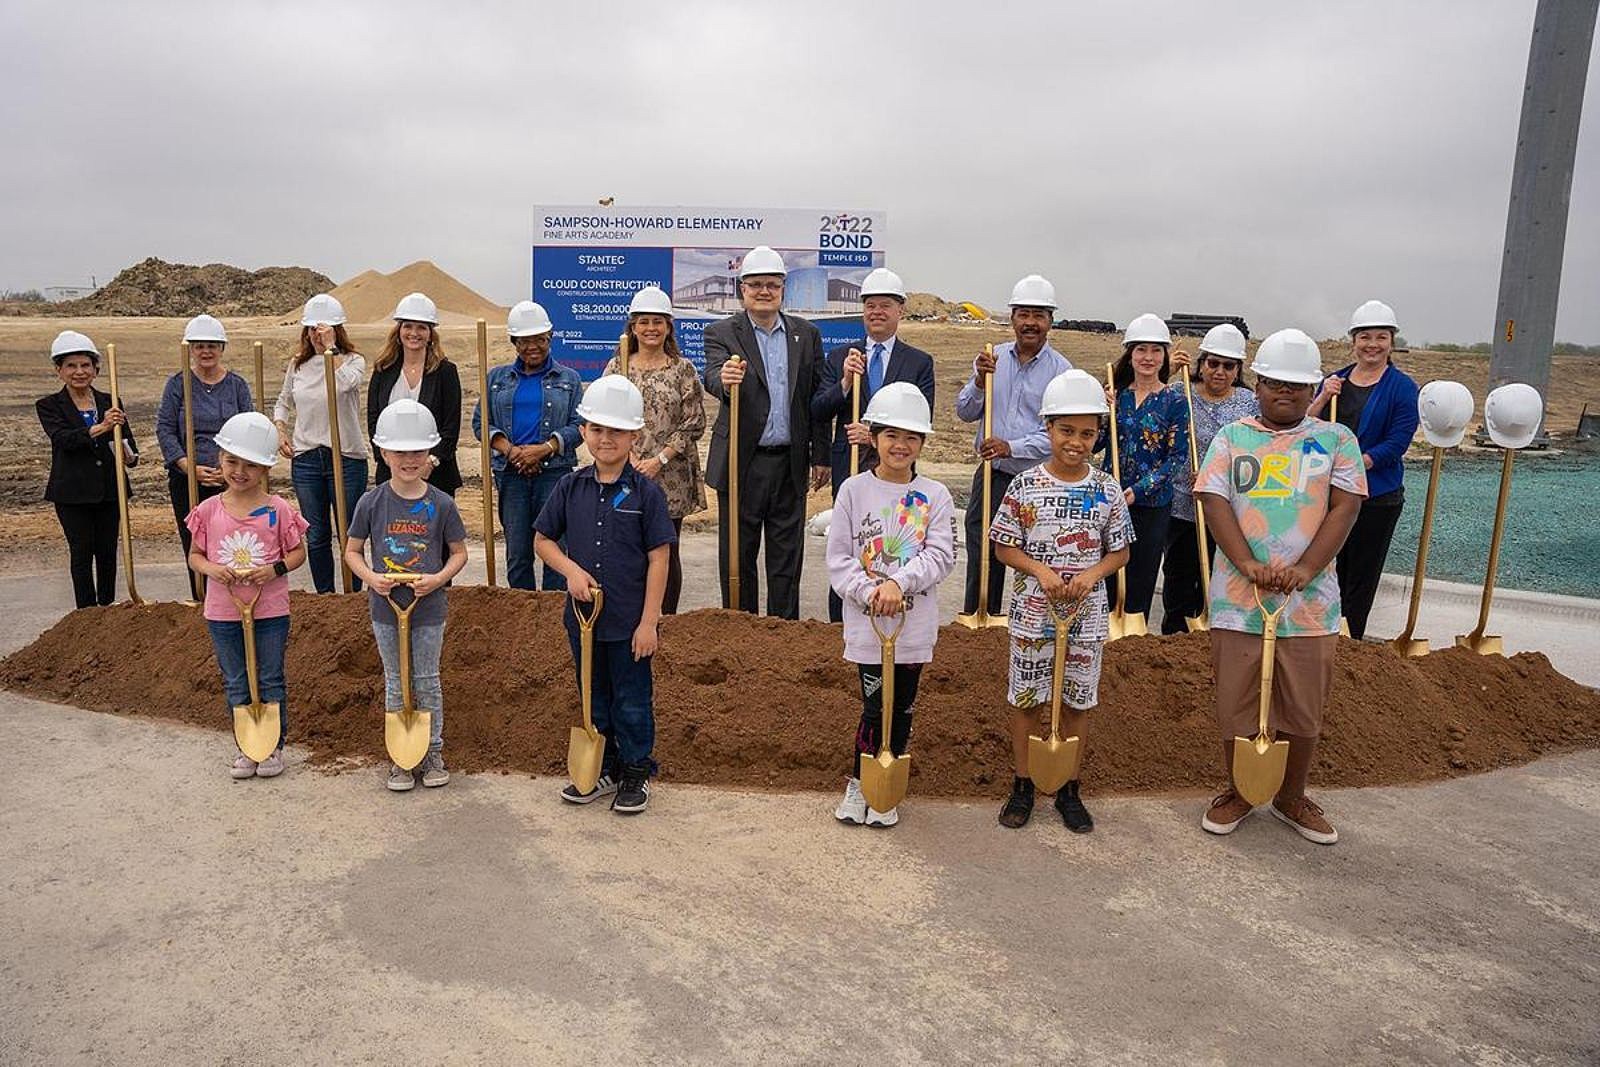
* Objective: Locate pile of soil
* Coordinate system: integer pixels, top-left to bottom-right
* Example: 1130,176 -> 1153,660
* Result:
4,587 -> 1598,797
904,291 -> 960,320
320,260 -> 506,326
48,258 -> 335,317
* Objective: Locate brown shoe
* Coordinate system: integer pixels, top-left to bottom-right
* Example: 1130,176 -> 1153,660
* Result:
1200,789 -> 1253,835
1269,795 -> 1339,845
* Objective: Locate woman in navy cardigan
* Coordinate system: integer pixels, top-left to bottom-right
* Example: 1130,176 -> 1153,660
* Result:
1309,300 -> 1419,638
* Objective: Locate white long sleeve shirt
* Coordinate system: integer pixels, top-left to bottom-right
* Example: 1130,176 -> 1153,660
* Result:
273,352 -> 369,459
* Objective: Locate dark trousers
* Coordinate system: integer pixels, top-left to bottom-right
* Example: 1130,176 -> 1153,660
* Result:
167,466 -> 225,601
664,517 -> 684,615
290,448 -> 367,594
962,466 -> 1015,616
1121,504 -> 1170,617
1336,498 -> 1404,640
497,467 -> 569,592
55,501 -> 119,609
849,662 -> 923,776
566,630 -> 656,774
717,448 -> 805,619
1160,515 -> 1218,635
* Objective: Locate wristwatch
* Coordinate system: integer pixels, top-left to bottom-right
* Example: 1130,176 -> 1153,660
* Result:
272,560 -> 288,578
657,451 -> 670,466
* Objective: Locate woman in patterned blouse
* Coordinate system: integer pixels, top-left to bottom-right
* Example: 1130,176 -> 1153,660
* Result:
603,286 -> 707,614
1101,314 -> 1188,621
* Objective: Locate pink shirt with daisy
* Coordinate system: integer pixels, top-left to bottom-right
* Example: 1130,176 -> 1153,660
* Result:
185,494 -> 309,622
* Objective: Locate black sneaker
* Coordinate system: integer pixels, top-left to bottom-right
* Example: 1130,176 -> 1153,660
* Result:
1056,780 -> 1094,833
561,774 -> 617,805
998,776 -> 1034,829
612,764 -> 651,814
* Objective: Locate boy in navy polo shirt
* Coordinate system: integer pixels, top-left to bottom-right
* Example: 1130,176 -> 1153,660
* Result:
535,374 -> 676,814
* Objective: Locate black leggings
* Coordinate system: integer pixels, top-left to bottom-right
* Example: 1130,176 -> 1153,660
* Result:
168,466 -> 225,601
849,662 -> 923,776
664,517 -> 684,615
55,501 -> 119,609
1122,504 -> 1171,617
1160,516 -> 1219,635
1336,498 -> 1404,639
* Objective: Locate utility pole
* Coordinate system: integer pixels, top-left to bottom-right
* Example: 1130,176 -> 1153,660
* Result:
1487,0 -> 1597,423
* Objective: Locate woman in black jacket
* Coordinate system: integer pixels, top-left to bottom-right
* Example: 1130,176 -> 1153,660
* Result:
366,292 -> 462,493
37,330 -> 140,608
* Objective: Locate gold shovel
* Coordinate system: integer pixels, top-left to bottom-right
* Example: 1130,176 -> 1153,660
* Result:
1179,366 -> 1211,631
1232,587 -> 1290,806
848,349 -> 862,477
568,587 -> 607,793
957,345 -> 1008,629
105,343 -> 143,605
382,575 -> 431,771
859,607 -> 911,813
726,356 -> 743,610
1392,445 -> 1446,657
226,582 -> 282,763
1103,363 -> 1147,639
476,319 -> 498,587
320,337 -> 354,593
1456,448 -> 1514,656
1327,392 -> 1352,637
1028,595 -> 1090,793
180,342 -> 204,605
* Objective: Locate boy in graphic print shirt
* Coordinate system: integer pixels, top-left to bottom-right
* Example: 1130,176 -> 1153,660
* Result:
1195,329 -> 1364,845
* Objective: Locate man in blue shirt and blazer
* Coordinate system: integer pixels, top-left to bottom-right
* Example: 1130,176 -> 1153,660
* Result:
811,267 -> 936,621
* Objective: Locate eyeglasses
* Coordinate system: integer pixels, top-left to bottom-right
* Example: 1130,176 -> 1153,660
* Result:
512,335 -> 551,349
1257,377 -> 1312,394
741,280 -> 784,293
1201,358 -> 1240,370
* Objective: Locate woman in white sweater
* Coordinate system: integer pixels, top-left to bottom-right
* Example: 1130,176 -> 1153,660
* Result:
273,293 -> 370,593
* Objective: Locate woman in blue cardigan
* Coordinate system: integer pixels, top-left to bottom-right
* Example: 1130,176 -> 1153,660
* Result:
1309,299 -> 1419,638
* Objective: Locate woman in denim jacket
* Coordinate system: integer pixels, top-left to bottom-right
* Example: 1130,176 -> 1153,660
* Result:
471,301 -> 584,590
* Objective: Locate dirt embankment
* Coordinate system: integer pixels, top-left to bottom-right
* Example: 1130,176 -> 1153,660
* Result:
32,258 -> 336,318
4,587 -> 1597,796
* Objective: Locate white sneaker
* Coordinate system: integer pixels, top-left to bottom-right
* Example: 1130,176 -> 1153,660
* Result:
230,755 -> 258,780
835,778 -> 867,824
866,806 -> 899,828
255,751 -> 284,778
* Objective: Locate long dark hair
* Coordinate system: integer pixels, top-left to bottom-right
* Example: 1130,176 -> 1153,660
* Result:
374,323 -> 446,374
1112,342 -> 1170,391
294,324 -> 355,368
625,314 -> 682,359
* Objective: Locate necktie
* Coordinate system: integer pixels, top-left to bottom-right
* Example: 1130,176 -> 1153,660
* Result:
868,342 -> 885,396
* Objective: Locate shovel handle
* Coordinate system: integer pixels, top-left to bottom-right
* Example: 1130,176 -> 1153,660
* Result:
571,586 -> 604,632
849,354 -> 862,477
872,607 -> 905,760
1046,596 -> 1088,740
727,356 -> 742,610
222,582 -> 267,709
1252,586 -> 1287,739
572,588 -> 604,736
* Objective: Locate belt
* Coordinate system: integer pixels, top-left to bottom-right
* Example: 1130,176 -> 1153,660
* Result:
754,444 -> 790,455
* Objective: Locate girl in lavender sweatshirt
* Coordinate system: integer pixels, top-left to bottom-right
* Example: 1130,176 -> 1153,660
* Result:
825,383 -> 957,827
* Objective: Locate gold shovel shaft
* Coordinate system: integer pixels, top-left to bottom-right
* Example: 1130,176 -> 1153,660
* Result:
849,355 -> 862,477
957,350 -> 1007,629
322,344 -> 352,593
476,319 -> 497,587
1180,367 -> 1210,631
105,343 -> 143,605
1457,448 -> 1514,655
1393,447 -> 1445,656
727,357 -> 742,610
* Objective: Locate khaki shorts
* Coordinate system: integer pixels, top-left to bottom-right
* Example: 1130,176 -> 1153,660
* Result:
1009,635 -> 1104,711
1211,629 -> 1336,739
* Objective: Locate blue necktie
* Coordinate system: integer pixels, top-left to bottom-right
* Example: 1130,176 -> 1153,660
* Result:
867,342 -> 885,396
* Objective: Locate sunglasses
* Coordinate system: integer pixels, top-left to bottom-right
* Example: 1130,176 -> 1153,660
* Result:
1257,377 -> 1313,394
1202,357 -> 1241,370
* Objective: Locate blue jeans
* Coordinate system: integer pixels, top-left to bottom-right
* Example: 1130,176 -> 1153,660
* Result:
566,629 -> 655,773
372,619 -> 445,754
291,448 -> 368,594
207,615 -> 290,750
497,468 -> 568,591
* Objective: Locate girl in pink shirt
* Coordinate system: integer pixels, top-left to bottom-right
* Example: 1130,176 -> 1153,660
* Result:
186,413 -> 309,780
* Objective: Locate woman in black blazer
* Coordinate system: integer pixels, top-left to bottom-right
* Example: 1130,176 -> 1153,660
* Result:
37,331 -> 140,608
366,293 -> 462,494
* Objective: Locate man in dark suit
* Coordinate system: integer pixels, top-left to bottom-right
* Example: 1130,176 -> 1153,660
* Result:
703,245 -> 831,619
811,267 -> 936,621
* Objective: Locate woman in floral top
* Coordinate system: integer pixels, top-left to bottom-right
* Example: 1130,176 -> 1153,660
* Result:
1161,331 -> 1258,633
603,286 -> 707,614
1100,314 -> 1188,621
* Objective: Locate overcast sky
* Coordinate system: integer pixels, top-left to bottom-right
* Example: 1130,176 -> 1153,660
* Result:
4,0 -> 1597,344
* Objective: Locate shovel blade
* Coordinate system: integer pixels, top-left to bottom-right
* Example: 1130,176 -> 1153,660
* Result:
954,611 -> 986,630
1392,636 -> 1431,658
233,701 -> 281,764
1185,614 -> 1209,633
1231,734 -> 1290,807
1338,617 -> 1351,637
1454,632 -> 1503,656
1122,611 -> 1149,637
859,751 -> 911,813
1107,611 -> 1126,642
567,726 -> 606,794
1027,733 -> 1081,794
385,709 -> 431,771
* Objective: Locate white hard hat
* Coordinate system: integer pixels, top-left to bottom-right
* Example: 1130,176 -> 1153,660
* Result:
213,411 -> 280,467
373,398 -> 442,451
1249,328 -> 1323,385
859,268 -> 907,301
628,286 -> 674,318
1123,313 -> 1172,347
183,314 -> 228,344
1008,274 -> 1058,310
1040,369 -> 1109,418
1198,323 -> 1247,361
862,382 -> 933,434
50,330 -> 100,363
1417,380 -> 1475,448
1349,299 -> 1399,334
301,293 -> 347,327
577,374 -> 646,431
1483,383 -> 1543,450
738,246 -> 788,278
392,291 -> 439,325
507,300 -> 554,337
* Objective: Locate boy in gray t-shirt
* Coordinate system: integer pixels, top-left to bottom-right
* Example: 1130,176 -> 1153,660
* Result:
345,400 -> 469,792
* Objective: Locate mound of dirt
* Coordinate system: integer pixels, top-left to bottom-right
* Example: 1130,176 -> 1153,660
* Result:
905,291 -> 959,320
48,257 -> 335,317
5,587 -> 1598,797
320,260 -> 507,325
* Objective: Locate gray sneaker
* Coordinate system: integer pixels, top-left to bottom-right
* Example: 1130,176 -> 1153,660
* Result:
386,764 -> 416,792
420,752 -> 450,788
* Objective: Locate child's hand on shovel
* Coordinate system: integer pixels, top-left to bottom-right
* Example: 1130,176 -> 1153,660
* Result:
410,573 -> 445,597
367,573 -> 398,596
868,579 -> 904,617
1061,571 -> 1097,603
1036,567 -> 1069,601
567,570 -> 599,602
